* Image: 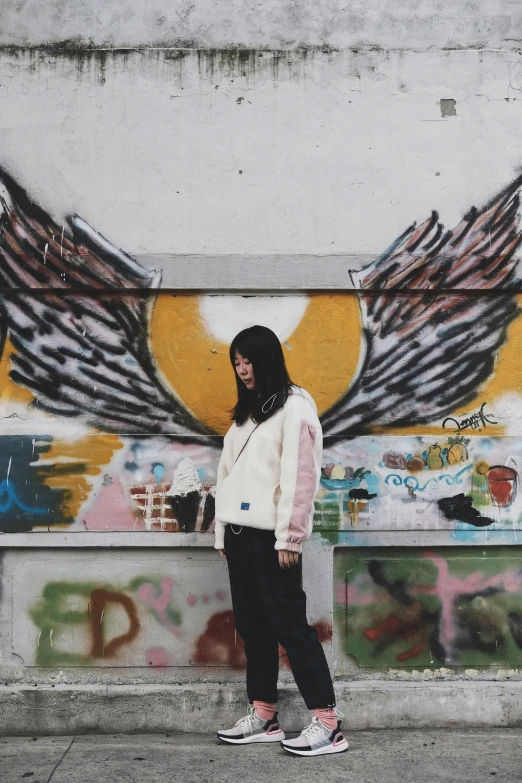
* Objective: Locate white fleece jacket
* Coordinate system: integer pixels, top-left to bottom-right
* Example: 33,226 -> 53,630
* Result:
214,387 -> 323,553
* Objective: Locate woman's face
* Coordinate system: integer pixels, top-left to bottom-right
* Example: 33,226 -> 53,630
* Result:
234,352 -> 255,390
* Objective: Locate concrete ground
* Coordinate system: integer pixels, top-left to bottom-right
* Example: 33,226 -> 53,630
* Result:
1,729 -> 521,783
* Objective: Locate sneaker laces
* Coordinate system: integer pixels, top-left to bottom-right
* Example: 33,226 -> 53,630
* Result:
233,704 -> 258,731
302,707 -> 345,739
300,717 -> 328,741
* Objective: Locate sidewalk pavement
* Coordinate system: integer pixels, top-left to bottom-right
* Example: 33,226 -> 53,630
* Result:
2,728 -> 521,783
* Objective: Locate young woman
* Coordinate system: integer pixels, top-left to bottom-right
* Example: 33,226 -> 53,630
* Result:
214,325 -> 348,757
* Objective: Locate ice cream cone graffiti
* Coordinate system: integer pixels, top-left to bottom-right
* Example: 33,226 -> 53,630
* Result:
167,458 -> 203,532
346,498 -> 366,527
346,488 -> 377,527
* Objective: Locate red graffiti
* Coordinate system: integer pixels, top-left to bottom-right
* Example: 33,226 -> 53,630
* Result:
89,589 -> 140,658
364,614 -> 419,642
194,614 -> 331,669
193,610 -> 246,669
363,611 -> 425,662
396,644 -> 425,663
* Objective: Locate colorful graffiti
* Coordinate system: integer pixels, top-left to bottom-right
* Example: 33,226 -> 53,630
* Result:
313,436 -> 522,535
193,613 -> 332,670
1,168 -> 522,532
193,610 -> 247,668
337,548 -> 522,668
19,559 -> 331,670
22,564 -> 231,666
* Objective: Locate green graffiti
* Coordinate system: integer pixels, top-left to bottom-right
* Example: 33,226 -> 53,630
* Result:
29,575 -> 183,666
30,581 -> 100,665
336,547 -> 522,670
313,494 -> 341,532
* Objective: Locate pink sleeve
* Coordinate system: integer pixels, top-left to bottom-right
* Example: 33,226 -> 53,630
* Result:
275,408 -> 322,553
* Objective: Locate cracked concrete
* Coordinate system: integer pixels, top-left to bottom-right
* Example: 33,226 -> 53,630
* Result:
2,729 -> 522,783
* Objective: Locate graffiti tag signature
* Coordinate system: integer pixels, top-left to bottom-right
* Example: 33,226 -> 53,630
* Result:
442,402 -> 497,433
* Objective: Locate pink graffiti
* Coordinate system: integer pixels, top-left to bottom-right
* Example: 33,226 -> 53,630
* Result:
337,575 -> 438,608
146,647 -> 168,667
334,575 -> 410,607
137,577 -> 182,637
186,591 -> 228,606
337,576 -> 378,606
422,552 -> 522,655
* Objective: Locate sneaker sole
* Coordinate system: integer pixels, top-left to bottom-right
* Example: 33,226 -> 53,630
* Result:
218,730 -> 286,745
281,739 -> 349,756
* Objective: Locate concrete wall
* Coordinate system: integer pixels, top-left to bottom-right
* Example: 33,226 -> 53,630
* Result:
2,1 -> 522,732
2,0 -> 522,49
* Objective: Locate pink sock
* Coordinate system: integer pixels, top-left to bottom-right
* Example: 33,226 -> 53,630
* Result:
253,700 -> 276,721
314,707 -> 337,730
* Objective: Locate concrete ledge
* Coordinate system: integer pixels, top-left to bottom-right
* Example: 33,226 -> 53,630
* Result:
2,681 -> 522,735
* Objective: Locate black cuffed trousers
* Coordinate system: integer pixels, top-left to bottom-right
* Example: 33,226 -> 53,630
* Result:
224,524 -> 335,709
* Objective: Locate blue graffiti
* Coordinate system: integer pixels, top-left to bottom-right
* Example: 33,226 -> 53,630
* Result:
320,477 -> 361,491
437,465 -> 474,486
404,475 -> 439,492
152,463 -> 165,484
0,479 -> 47,515
385,474 -> 403,487
452,526 -> 488,543
385,464 -> 473,493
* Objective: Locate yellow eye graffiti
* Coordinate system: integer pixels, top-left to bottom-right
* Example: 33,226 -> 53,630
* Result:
151,293 -> 362,435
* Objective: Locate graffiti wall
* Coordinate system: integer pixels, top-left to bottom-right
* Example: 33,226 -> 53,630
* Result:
13,552 -> 240,667
316,436 -> 522,538
10,549 -> 329,670
0,169 -> 522,544
1,42 -> 522,685
335,547 -> 522,670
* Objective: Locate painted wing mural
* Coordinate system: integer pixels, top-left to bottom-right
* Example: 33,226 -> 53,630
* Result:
0,168 -> 212,441
321,176 -> 522,440
0,167 -> 521,536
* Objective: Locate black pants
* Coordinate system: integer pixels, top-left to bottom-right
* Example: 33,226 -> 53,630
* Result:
224,524 -> 336,710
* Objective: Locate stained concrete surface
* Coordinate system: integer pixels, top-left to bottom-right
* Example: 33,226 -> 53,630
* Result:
1,729 -> 522,783
2,0 -> 522,49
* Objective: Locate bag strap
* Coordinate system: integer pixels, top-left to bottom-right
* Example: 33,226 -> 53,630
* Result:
234,422 -> 261,465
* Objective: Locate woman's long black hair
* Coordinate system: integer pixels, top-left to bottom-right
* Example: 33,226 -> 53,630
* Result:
229,325 -> 294,425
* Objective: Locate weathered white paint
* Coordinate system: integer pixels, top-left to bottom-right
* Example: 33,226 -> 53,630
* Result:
0,50 -> 521,261
2,0 -> 522,49
199,294 -> 309,341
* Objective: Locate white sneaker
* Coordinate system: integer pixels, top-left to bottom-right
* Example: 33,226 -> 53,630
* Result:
217,704 -> 285,745
281,711 -> 348,756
